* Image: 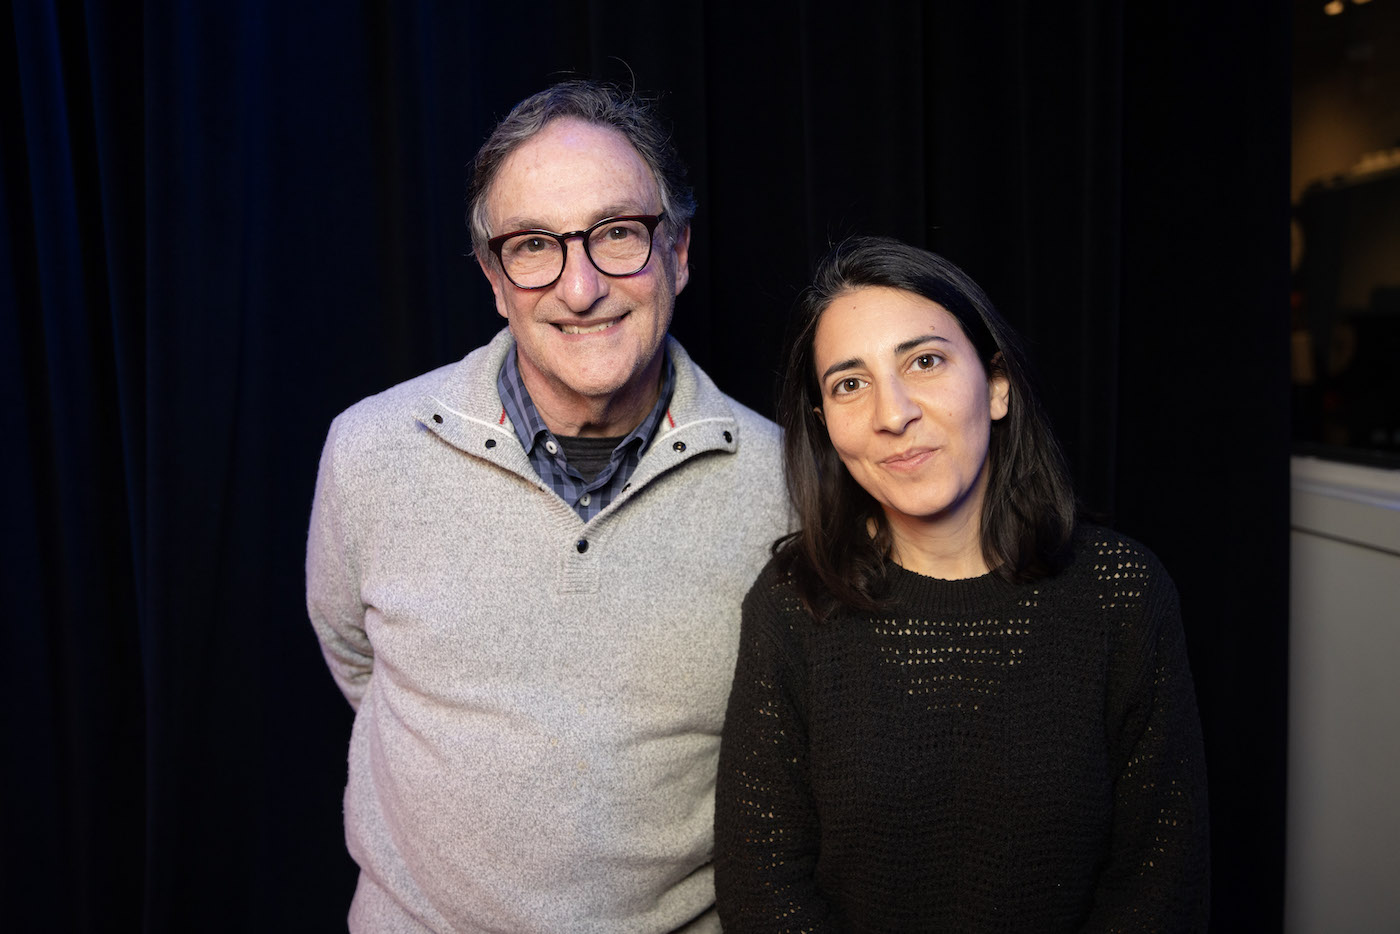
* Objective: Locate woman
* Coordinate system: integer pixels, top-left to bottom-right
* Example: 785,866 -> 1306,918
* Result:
715,237 -> 1209,932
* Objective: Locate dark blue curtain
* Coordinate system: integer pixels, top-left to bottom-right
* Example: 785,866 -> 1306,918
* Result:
2,2 -> 1288,930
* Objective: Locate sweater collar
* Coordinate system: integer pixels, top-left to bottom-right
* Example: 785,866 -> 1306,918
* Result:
413,328 -> 743,473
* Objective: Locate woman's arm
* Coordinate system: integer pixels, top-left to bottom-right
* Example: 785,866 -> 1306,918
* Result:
715,576 -> 836,933
1083,566 -> 1211,933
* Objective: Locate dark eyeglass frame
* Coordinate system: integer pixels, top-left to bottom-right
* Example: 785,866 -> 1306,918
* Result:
486,213 -> 666,290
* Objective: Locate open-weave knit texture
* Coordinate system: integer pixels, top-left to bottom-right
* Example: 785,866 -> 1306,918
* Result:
715,526 -> 1209,933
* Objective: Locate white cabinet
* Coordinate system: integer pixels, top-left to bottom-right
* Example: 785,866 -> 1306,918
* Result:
1287,456 -> 1400,933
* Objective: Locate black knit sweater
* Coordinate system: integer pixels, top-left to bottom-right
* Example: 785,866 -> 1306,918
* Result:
715,526 -> 1209,933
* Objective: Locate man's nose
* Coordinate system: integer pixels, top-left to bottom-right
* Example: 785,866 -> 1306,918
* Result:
875,380 -> 920,433
552,236 -> 607,312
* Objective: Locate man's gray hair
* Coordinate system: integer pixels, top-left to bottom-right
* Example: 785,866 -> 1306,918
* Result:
467,80 -> 697,263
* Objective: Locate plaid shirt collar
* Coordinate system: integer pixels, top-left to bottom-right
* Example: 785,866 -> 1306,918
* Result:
496,342 -> 676,521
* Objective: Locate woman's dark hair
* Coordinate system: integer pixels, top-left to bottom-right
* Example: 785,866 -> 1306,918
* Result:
777,235 -> 1076,618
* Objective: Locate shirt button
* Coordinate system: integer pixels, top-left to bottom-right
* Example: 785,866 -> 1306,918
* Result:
545,440 -> 559,455
576,539 -> 589,553
579,493 -> 591,506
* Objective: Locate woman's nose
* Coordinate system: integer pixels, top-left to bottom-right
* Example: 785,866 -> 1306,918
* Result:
875,380 -> 920,433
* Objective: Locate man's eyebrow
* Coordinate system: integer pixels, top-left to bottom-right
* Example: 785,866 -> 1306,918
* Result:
497,205 -> 650,234
819,334 -> 950,384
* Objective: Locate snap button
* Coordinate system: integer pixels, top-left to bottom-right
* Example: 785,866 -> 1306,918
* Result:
432,414 -> 443,424
723,431 -> 732,443
576,539 -> 589,553
485,438 -> 496,449
672,441 -> 686,452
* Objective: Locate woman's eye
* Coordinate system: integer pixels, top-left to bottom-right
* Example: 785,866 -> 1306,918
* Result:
913,354 -> 940,370
833,377 -> 865,395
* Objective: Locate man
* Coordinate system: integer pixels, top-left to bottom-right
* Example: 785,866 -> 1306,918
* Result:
306,81 -> 788,932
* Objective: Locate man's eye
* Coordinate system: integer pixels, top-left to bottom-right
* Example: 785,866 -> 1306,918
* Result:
605,225 -> 635,241
522,237 -> 550,253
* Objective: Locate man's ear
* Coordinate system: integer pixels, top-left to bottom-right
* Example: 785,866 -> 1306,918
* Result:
670,225 -> 691,296
477,255 -> 510,320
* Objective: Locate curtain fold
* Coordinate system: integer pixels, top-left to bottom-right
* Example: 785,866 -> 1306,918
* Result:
3,3 -> 147,930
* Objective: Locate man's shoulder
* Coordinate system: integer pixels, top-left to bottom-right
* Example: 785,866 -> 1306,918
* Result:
716,393 -> 782,469
726,394 -> 781,441
666,337 -> 781,453
328,331 -> 512,445
341,362 -> 453,416
327,361 -> 455,455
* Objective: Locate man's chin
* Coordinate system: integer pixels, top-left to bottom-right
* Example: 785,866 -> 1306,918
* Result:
565,372 -> 636,402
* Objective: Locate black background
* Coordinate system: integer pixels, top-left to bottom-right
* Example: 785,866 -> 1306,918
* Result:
2,2 -> 1288,930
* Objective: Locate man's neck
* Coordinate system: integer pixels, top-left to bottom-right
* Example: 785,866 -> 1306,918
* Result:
523,356 -> 665,438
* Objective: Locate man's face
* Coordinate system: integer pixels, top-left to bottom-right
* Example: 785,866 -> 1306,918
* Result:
480,118 -> 690,422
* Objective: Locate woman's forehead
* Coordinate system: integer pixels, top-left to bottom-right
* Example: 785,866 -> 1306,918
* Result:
813,287 -> 967,359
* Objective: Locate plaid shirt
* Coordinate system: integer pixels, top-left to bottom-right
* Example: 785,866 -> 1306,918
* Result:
497,346 -> 676,522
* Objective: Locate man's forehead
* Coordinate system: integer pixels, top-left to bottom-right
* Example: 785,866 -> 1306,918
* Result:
486,118 -> 662,230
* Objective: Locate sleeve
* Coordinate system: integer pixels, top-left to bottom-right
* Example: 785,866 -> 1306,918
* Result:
1082,565 -> 1211,933
305,415 -> 374,709
714,576 -> 836,933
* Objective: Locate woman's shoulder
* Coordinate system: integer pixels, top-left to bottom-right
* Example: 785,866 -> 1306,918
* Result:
742,548 -> 833,642
1056,523 -> 1182,635
1067,523 -> 1174,583
743,550 -> 806,616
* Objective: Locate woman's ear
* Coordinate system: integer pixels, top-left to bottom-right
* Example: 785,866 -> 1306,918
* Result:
988,353 -> 1010,421
813,405 -> 826,426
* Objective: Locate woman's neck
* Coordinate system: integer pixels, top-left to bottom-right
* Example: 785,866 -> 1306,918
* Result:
884,508 -> 991,581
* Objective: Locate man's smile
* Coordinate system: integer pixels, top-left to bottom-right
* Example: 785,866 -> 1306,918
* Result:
556,313 -> 626,335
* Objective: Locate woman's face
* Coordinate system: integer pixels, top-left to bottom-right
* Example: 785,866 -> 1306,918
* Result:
813,286 -> 1009,552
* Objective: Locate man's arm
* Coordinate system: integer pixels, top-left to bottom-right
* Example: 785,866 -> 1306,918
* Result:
714,578 -> 835,933
305,416 -> 374,709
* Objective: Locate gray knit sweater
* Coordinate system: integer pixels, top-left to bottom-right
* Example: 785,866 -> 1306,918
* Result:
307,328 -> 789,933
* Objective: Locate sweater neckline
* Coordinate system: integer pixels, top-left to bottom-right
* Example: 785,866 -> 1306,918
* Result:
881,561 -> 1022,615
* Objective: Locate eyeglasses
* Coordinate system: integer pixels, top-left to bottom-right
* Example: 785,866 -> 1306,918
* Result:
487,213 -> 665,290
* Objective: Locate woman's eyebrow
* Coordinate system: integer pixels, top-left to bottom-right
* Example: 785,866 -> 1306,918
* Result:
820,356 -> 865,384
819,332 -> 954,384
819,335 -> 952,384
893,334 -> 950,355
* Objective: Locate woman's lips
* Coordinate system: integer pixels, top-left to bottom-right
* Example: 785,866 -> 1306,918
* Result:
882,447 -> 936,471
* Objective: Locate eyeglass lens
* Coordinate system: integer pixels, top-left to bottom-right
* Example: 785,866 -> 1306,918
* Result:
499,218 -> 654,288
